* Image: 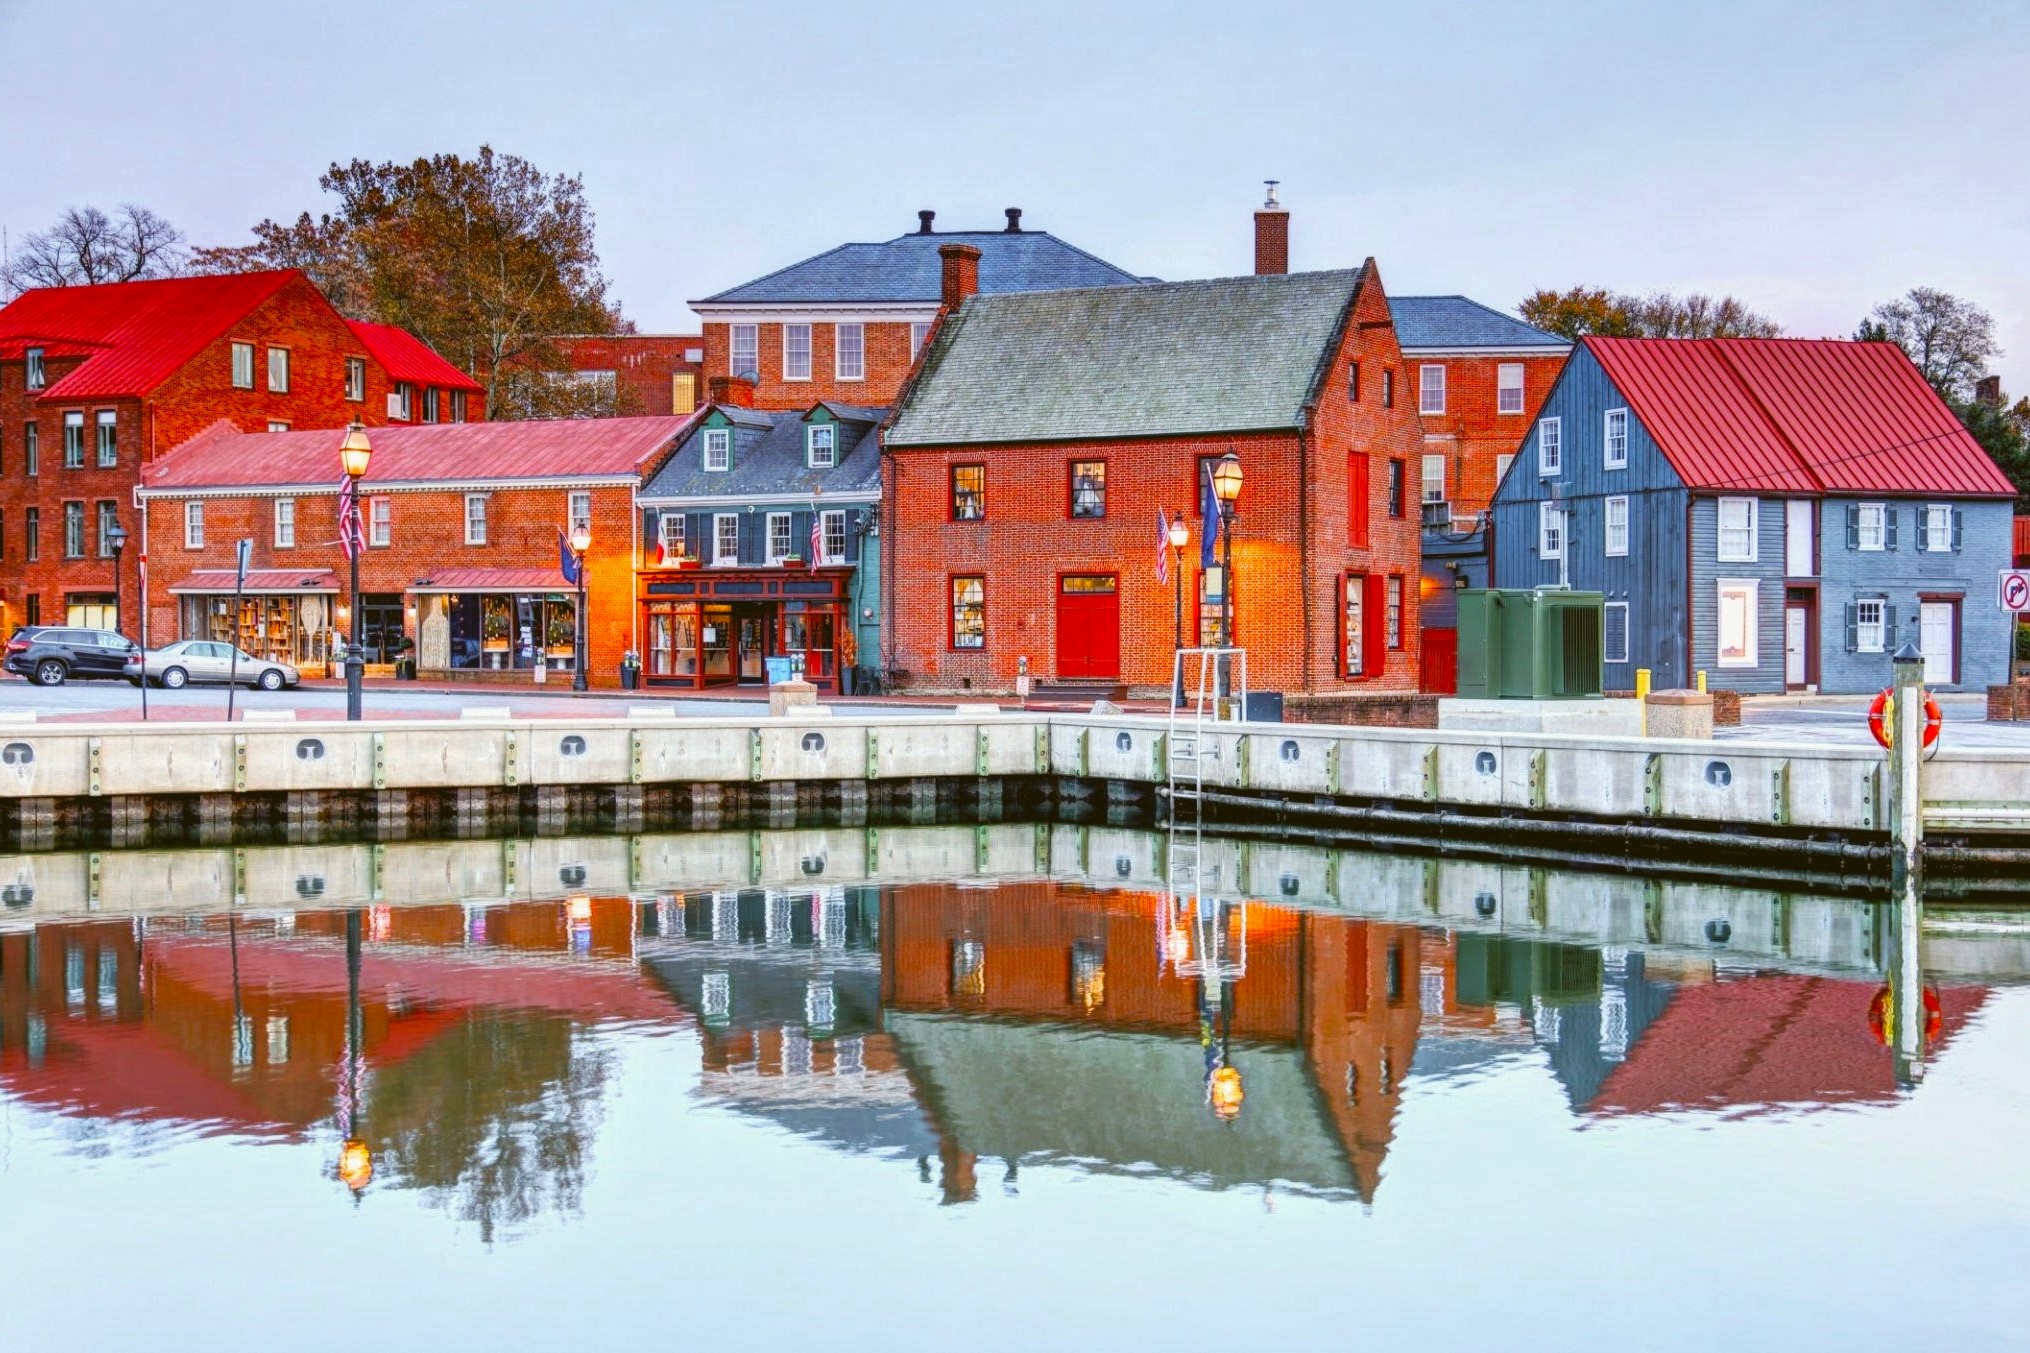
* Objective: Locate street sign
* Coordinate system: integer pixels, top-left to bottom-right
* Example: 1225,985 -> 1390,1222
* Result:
2001,569 -> 2030,613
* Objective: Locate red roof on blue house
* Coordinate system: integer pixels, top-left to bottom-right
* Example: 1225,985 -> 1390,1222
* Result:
1586,336 -> 2016,498
346,319 -> 482,392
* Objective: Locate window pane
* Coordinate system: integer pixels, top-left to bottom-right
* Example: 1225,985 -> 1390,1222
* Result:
716,515 -> 739,562
1421,453 -> 1447,503
767,513 -> 791,562
704,429 -> 730,471
1070,461 -> 1106,518
784,325 -> 812,380
1497,363 -> 1524,414
951,465 -> 985,520
1419,364 -> 1445,414
952,577 -> 985,648
1538,418 -> 1561,474
730,325 -> 759,379
1342,576 -> 1364,675
835,324 -> 864,380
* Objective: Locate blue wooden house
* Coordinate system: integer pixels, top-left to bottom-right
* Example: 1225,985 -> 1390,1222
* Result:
1488,337 -> 2017,695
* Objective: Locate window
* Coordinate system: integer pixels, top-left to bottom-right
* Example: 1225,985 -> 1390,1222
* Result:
1495,452 -> 1515,487
1717,496 -> 1758,562
95,410 -> 117,467
835,323 -> 864,380
345,357 -> 366,401
1342,574 -> 1366,676
422,388 -> 440,423
390,383 -> 412,421
1347,453 -> 1370,548
1852,597 -> 1889,653
21,594 -> 34,626
821,510 -> 847,564
1385,575 -> 1403,648
267,347 -> 289,393
1538,417 -> 1562,476
231,343 -> 254,389
1540,502 -> 1564,559
274,497 -> 295,548
807,424 -> 836,468
1716,580 -> 1759,667
1498,363 -> 1525,414
1070,460 -> 1107,518
25,507 -> 38,561
1347,361 -> 1360,403
714,513 -> 739,564
63,411 -> 84,469
266,421 -> 290,432
183,501 -> 202,549
1853,502 -> 1890,551
451,389 -> 468,423
1604,495 -> 1629,557
25,346 -> 47,390
62,502 -> 84,559
730,324 -> 759,379
1381,369 -> 1395,408
910,321 -> 932,361
1605,602 -> 1630,663
96,501 -> 119,557
1924,504 -> 1958,553
951,464 -> 985,520
464,494 -> 488,545
24,422 -> 37,476
951,576 -> 985,648
1600,408 -> 1630,469
783,324 -> 812,381
1387,459 -> 1405,518
767,512 -> 793,563
1419,364 -> 1446,414
1421,452 -> 1448,504
703,428 -> 731,472
568,491 -> 592,538
370,496 -> 391,547
657,512 -> 685,558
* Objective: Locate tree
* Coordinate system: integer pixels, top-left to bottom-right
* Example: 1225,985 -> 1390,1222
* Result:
195,147 -> 624,418
1956,389 -> 2030,509
1521,285 -> 1780,340
1859,287 -> 1999,403
2,204 -> 186,295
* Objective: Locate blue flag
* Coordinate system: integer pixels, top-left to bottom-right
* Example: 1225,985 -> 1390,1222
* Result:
559,530 -> 582,586
1199,460 -> 1221,570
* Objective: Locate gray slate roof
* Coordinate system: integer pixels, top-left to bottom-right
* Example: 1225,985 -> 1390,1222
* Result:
697,230 -> 1152,305
885,269 -> 1364,447
1390,295 -> 1568,351
641,404 -> 884,500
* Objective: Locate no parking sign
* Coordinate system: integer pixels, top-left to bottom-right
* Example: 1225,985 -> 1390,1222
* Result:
2002,570 -> 2030,613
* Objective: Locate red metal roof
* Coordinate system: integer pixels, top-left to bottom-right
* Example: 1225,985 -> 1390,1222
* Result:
1585,336 -> 2015,497
167,568 -> 337,594
142,415 -> 694,492
346,320 -> 482,392
410,567 -> 572,592
0,270 -> 299,400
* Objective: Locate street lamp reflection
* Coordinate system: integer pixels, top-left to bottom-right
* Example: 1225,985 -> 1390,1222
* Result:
338,1137 -> 374,1194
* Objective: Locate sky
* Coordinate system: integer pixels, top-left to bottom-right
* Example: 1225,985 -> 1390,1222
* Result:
3,0 -> 2027,390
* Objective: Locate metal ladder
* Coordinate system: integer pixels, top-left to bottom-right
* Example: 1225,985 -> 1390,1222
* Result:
1164,646 -> 1248,830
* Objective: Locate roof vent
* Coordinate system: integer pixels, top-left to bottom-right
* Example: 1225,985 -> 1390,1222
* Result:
917,210 -> 936,235
1004,208 -> 1023,233
1263,180 -> 1280,209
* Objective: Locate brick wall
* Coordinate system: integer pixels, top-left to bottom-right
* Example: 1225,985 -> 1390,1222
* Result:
703,319 -> 924,410
1988,682 -> 2030,721
555,334 -> 705,416
1406,350 -> 1566,521
1284,692 -> 1440,728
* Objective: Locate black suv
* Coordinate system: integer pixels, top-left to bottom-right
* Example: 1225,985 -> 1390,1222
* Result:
4,626 -> 139,686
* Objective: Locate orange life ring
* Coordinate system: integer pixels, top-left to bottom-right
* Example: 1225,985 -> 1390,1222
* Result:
1868,984 -> 1943,1045
1867,688 -> 1942,750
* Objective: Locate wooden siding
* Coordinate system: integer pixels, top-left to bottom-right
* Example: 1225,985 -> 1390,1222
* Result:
1687,495 -> 1788,694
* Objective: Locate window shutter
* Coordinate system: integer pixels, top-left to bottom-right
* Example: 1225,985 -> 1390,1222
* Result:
1884,507 -> 1898,551
1362,573 -> 1387,676
1845,504 -> 1859,550
739,516 -> 762,566
1952,507 -> 1964,553
1844,603 -> 1858,653
1883,605 -> 1898,649
1348,454 -> 1370,548
844,509 -> 861,563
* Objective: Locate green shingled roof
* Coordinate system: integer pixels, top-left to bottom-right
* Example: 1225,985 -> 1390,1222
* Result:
884,268 -> 1365,446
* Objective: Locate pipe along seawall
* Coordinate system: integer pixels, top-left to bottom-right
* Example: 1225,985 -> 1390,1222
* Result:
0,710 -> 2021,899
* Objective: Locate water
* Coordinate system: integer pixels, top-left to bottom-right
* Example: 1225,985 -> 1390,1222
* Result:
0,826 -> 2024,1351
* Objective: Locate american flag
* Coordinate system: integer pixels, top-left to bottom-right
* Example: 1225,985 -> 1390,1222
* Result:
809,510 -> 823,571
337,474 -> 365,560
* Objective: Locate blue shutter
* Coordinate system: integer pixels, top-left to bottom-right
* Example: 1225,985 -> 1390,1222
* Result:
739,513 -> 763,566
1845,504 -> 1859,550
1845,603 -> 1859,653
844,509 -> 861,564
1952,507 -> 1964,553
1884,507 -> 1899,551
1883,604 -> 1898,650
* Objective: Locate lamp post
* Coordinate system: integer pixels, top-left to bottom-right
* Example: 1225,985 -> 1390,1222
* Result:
335,907 -> 373,1198
1211,452 -> 1243,707
338,423 -> 373,721
1167,513 -> 1189,707
569,525 -> 591,692
106,518 -> 144,720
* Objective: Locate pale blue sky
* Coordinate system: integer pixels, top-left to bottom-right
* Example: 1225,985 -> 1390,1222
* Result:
4,0 -> 2027,389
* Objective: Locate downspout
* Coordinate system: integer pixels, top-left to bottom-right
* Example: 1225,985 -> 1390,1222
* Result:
1296,426 -> 1314,693
1684,495 -> 1696,687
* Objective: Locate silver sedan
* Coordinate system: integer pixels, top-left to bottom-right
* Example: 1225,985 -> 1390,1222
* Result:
128,641 -> 301,691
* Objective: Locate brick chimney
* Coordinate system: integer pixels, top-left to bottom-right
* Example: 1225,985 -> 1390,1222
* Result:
940,242 -> 983,309
708,373 -> 756,408
1253,180 -> 1289,276
1975,374 -> 2004,408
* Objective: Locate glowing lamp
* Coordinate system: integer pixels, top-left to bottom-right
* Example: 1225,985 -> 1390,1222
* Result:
1209,1065 -> 1245,1121
1211,452 -> 1243,509
569,526 -> 592,555
1167,515 -> 1189,550
567,894 -> 592,923
338,422 -> 373,481
338,1138 -> 373,1193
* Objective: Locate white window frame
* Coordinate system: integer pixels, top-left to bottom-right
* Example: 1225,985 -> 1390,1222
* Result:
1539,502 -> 1564,559
766,511 -> 792,563
1855,597 -> 1887,653
370,496 -> 391,547
910,321 -> 932,360
1495,452 -> 1515,487
1497,363 -> 1525,415
714,513 -> 740,564
835,323 -> 865,381
1604,601 -> 1630,663
1420,452 -> 1447,504
464,494 -> 488,546
95,409 -> 117,467
267,346 -> 289,394
658,512 -> 685,556
1538,417 -> 1561,476
25,347 -> 45,390
345,356 -> 366,402
1716,579 -> 1760,668
1857,502 -> 1887,551
1924,503 -> 1952,553
729,324 -> 759,380
821,509 -> 847,564
184,501 -> 204,549
1717,496 -> 1758,562
61,411 -> 84,469
568,490 -> 592,537
783,324 -> 812,382
1418,363 -> 1446,415
703,428 -> 730,472
807,423 -> 836,468
274,497 -> 295,549
230,342 -> 254,390
266,420 -> 290,433
1604,408 -> 1629,470
1604,495 -> 1629,557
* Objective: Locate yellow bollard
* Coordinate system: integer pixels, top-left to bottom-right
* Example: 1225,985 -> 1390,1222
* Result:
1635,668 -> 1652,737
1696,670 -> 1708,693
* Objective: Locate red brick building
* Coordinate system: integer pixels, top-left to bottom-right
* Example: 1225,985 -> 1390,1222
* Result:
136,417 -> 689,687
691,208 -> 1149,411
550,334 -> 706,417
0,271 -> 477,635
881,216 -> 1427,698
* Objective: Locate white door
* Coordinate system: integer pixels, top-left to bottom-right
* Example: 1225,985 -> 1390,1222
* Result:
1784,607 -> 1807,687
1920,602 -> 1955,685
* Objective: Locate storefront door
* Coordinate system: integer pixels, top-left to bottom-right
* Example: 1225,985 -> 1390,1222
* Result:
736,606 -> 769,683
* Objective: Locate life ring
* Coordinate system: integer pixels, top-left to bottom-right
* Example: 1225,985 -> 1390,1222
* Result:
1868,983 -> 1943,1045
1867,688 -> 1942,751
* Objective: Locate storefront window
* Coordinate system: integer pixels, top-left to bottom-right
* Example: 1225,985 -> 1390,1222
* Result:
178,593 -> 334,668
444,593 -> 576,671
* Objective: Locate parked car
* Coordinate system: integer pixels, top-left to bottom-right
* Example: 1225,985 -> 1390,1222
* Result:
4,626 -> 139,685
128,640 -> 300,690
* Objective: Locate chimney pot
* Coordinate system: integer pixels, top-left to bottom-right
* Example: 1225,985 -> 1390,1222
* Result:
918,209 -> 936,235
708,373 -> 757,408
1253,183 -> 1289,276
1004,208 -> 1023,233
938,242 -> 983,309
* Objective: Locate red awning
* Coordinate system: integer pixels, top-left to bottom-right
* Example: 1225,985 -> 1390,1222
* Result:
407,568 -> 570,594
166,569 -> 337,594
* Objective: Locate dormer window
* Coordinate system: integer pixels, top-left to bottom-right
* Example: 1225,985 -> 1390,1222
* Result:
25,347 -> 45,390
703,428 -> 730,472
807,423 -> 835,468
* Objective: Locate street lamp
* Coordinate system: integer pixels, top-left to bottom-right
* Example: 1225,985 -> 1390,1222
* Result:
335,908 -> 372,1199
569,525 -> 591,692
1167,513 -> 1189,707
105,519 -> 146,720
1211,452 -> 1242,707
338,422 -> 373,721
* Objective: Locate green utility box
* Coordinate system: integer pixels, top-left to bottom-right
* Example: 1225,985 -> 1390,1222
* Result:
1454,589 -> 1605,699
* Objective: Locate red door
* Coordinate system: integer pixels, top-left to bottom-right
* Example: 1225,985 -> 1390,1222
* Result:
1420,628 -> 1458,694
1056,575 -> 1121,679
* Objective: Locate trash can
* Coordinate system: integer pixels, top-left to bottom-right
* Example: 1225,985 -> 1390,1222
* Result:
395,657 -> 417,681
764,656 -> 793,686
620,665 -> 640,690
1243,692 -> 1284,723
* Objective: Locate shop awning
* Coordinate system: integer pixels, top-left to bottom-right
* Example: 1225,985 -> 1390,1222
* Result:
406,568 -> 571,594
166,569 -> 338,595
